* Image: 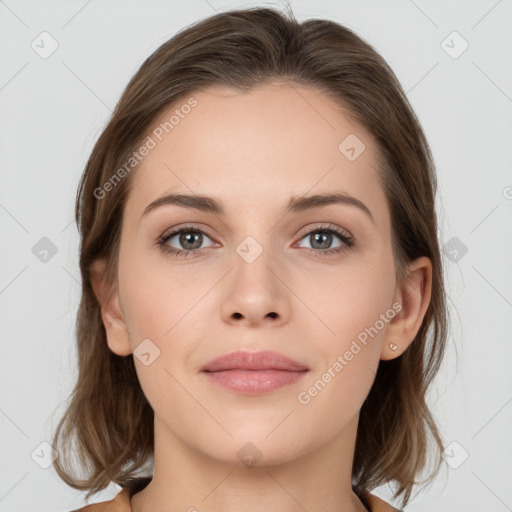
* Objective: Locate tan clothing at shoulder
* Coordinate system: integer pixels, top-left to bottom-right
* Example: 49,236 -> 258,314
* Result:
71,487 -> 403,512
70,488 -> 131,512
364,490 -> 404,512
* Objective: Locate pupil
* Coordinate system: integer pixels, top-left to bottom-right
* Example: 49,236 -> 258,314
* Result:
180,231 -> 202,250
312,232 -> 331,249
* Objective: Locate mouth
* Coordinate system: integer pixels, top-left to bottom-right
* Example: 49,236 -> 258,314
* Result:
202,368 -> 309,395
200,350 -> 309,395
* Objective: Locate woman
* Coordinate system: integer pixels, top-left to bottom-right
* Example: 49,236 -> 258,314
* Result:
54,6 -> 448,512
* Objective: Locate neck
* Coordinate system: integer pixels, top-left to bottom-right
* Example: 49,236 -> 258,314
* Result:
130,414 -> 369,512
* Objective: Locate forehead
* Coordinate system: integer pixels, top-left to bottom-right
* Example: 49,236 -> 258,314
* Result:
125,81 -> 388,224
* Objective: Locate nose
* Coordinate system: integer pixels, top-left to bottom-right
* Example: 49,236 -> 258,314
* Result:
220,250 -> 291,328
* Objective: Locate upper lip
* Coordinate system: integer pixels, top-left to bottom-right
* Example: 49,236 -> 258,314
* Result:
201,350 -> 309,372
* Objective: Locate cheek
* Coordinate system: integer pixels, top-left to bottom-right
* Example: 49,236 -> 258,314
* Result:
117,256 -> 203,411
118,247 -> 203,344
308,253 -> 396,347
296,261 -> 395,428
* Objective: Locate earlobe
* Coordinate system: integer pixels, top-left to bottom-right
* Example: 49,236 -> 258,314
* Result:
381,256 -> 432,361
90,259 -> 133,357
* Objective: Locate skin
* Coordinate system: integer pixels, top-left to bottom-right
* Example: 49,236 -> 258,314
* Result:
91,81 -> 432,512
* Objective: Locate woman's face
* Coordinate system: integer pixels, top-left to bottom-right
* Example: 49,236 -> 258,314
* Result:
101,81 -> 409,465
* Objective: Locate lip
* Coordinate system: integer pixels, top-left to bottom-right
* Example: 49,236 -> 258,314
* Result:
200,350 -> 309,372
200,350 -> 309,395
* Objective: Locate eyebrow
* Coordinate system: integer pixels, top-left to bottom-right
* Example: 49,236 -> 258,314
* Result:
141,191 -> 375,224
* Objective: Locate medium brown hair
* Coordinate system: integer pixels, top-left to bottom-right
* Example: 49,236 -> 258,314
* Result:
52,6 -> 449,507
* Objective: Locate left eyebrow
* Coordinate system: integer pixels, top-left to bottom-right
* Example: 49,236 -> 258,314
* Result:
284,192 -> 374,225
141,191 -> 374,225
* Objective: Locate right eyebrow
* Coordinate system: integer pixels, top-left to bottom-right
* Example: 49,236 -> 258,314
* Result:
142,193 -> 223,218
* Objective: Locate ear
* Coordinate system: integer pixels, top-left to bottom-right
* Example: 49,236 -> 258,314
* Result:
381,256 -> 432,361
89,258 -> 132,357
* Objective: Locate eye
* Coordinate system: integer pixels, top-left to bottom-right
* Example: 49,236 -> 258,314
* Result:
294,224 -> 355,256
156,225 -> 217,258
156,223 -> 355,259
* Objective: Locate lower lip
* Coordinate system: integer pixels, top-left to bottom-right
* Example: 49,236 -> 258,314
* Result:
202,369 -> 309,395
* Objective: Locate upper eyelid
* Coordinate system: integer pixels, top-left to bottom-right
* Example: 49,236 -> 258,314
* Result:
162,224 -> 217,241
295,223 -> 352,239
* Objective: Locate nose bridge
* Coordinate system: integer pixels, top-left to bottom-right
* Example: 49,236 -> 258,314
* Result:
232,230 -> 280,290
229,205 -> 281,268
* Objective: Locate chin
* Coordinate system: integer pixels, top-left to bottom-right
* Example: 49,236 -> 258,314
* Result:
192,432 -> 308,468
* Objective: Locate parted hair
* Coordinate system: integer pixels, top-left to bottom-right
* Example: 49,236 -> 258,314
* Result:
52,6 -> 449,507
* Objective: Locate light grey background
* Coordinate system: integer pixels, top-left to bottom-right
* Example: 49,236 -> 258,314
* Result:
1,0 -> 511,511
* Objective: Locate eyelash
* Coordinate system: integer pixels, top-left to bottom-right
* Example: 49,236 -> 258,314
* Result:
156,223 -> 355,259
